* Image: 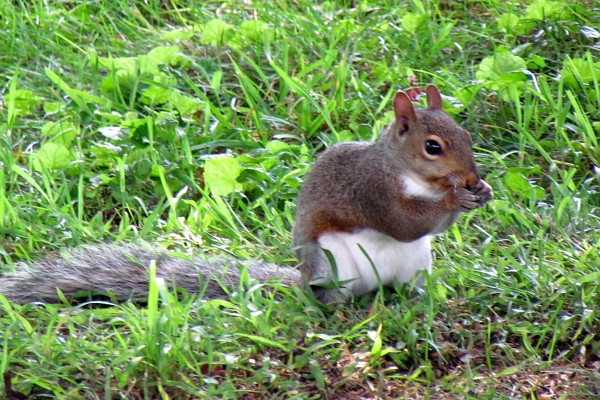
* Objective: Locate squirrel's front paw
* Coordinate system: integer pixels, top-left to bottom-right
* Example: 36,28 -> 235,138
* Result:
453,187 -> 481,212
468,179 -> 493,206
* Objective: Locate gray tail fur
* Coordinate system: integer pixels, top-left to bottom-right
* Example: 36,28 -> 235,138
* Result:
0,243 -> 302,304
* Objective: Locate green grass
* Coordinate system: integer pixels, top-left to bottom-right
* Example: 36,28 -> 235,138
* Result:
1,0 -> 599,398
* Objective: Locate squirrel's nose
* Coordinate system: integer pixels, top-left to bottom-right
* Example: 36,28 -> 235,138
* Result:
464,172 -> 480,189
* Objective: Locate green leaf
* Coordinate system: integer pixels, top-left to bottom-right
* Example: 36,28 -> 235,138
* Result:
525,0 -> 567,21
235,333 -> 289,351
368,325 -> 385,358
99,56 -> 138,74
527,55 -> 546,70
560,57 -> 600,87
230,20 -> 274,49
265,140 -> 295,154
201,19 -> 234,46
505,171 -> 532,192
507,166 -> 543,176
505,170 -> 545,201
161,25 -> 200,41
8,89 -> 42,117
169,91 -> 202,115
210,70 -> 222,93
146,45 -> 182,66
497,13 -> 520,33
204,156 -> 243,196
239,20 -> 273,43
43,101 -> 64,115
476,53 -> 529,100
401,12 -> 428,35
496,365 -> 522,377
578,271 -> 600,284
91,143 -> 120,167
100,46 -> 181,80
437,283 -> 448,300
141,73 -> 176,105
32,142 -> 75,170
476,53 -> 527,83
45,68 -> 110,113
41,121 -> 80,146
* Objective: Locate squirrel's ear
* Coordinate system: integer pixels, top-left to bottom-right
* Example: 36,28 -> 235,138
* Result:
393,91 -> 416,134
425,84 -> 443,110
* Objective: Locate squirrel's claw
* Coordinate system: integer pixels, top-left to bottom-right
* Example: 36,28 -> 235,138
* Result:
472,179 -> 493,206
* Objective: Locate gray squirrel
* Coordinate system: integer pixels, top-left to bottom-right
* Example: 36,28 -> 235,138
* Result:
0,85 -> 492,304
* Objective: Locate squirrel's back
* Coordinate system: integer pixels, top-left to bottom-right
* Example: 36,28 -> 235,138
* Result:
0,243 -> 302,304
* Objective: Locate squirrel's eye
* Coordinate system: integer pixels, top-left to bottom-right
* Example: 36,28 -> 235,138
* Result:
425,139 -> 443,156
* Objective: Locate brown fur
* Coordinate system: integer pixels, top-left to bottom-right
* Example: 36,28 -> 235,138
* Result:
293,85 -> 492,287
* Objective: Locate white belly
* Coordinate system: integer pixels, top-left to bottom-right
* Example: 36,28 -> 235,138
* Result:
316,228 -> 432,297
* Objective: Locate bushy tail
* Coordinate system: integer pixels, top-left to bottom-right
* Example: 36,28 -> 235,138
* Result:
0,243 -> 302,304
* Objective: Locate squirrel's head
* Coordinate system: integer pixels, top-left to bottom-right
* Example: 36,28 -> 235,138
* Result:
385,84 -> 481,191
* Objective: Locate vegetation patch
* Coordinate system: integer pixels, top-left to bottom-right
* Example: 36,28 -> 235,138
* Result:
0,0 -> 598,398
